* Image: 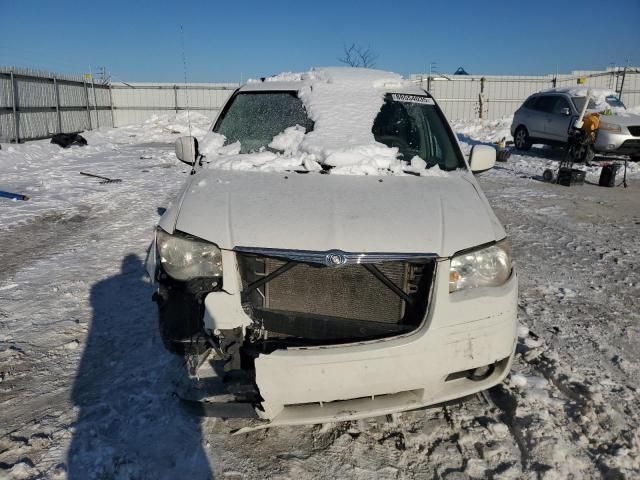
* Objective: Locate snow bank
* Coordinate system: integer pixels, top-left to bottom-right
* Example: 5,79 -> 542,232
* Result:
0,111 -> 211,172
200,67 -> 451,176
451,116 -> 513,145
93,111 -> 211,145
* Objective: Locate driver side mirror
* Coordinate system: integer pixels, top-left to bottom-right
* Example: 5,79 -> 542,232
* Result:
559,107 -> 571,116
469,145 -> 496,173
175,136 -> 199,166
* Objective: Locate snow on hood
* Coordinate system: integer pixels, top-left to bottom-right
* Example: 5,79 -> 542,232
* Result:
169,169 -> 504,256
198,67 -> 448,177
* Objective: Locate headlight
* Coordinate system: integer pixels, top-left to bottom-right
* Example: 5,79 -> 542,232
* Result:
449,239 -> 512,293
598,121 -> 621,133
156,228 -> 223,281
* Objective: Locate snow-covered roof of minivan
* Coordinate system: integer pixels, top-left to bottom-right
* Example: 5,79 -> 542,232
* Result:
240,67 -> 425,95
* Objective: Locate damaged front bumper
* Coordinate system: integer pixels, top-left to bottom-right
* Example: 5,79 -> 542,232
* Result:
200,254 -> 517,426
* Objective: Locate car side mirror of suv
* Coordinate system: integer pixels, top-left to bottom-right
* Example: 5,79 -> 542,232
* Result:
469,145 -> 496,173
175,136 -> 199,166
559,107 -> 571,116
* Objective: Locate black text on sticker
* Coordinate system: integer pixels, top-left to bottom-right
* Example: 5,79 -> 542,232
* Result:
391,94 -> 435,105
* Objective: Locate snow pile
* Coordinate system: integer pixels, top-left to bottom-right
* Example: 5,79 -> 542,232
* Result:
0,111 -> 211,174
268,125 -> 306,154
451,116 -> 513,146
199,67 -> 448,176
94,111 -> 211,145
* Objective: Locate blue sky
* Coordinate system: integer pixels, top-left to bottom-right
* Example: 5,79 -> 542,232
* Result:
1,0 -> 638,82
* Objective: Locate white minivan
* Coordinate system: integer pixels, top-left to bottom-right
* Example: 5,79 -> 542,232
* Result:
146,68 -> 517,426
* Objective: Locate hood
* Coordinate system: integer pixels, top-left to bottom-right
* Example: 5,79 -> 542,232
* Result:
169,169 -> 504,258
598,112 -> 640,127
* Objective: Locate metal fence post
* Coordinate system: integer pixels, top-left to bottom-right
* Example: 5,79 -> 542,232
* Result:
9,71 -> 20,143
618,66 -> 627,101
174,85 -> 179,113
91,77 -> 100,128
108,84 -> 115,128
83,78 -> 93,130
478,77 -> 485,119
53,77 -> 62,134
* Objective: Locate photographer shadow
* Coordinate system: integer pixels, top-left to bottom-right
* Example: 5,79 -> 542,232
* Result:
67,254 -> 213,479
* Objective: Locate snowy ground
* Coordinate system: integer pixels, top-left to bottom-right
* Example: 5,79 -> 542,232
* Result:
1,116 -> 639,479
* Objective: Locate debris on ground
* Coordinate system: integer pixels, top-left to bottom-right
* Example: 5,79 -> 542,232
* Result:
0,190 -> 29,201
50,133 -> 87,148
79,172 -> 122,184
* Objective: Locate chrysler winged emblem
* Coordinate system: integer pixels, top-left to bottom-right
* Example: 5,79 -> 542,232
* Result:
325,251 -> 347,266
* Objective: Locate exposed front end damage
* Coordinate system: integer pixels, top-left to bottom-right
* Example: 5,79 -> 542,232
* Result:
177,246 -> 518,425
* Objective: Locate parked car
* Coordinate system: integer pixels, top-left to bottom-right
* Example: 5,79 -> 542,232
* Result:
511,87 -> 640,162
146,68 -> 517,426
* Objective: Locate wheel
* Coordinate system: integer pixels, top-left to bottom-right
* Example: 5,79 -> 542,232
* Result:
542,169 -> 555,182
574,144 -> 595,163
513,126 -> 532,151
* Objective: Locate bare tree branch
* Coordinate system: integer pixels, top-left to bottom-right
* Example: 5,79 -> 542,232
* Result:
338,43 -> 379,68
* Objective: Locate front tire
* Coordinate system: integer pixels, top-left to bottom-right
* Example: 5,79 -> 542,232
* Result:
514,126 -> 532,151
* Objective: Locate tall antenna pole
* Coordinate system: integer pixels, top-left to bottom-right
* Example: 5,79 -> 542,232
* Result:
180,24 -> 192,137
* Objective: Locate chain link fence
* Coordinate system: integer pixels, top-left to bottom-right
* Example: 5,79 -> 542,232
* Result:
0,67 -> 113,142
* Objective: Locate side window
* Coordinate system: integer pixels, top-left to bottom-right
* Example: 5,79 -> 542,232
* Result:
551,97 -> 571,115
534,96 -> 557,113
372,95 -> 465,170
372,101 -> 421,159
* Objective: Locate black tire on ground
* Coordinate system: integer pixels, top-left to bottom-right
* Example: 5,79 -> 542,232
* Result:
514,126 -> 532,151
574,144 -> 595,163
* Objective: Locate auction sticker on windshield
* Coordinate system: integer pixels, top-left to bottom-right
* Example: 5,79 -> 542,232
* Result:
391,93 -> 435,105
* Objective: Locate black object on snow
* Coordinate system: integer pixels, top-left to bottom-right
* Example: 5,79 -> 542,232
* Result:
557,167 -> 586,187
80,172 -> 122,184
51,133 -> 88,148
454,67 -> 470,75
599,164 -> 621,187
496,149 -> 511,162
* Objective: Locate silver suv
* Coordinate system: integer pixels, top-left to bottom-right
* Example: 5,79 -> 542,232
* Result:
511,89 -> 640,162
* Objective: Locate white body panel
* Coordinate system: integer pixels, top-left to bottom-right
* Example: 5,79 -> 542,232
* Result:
166,169 -> 504,258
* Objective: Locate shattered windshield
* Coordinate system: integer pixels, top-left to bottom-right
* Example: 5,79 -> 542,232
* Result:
372,94 -> 465,171
214,92 -> 314,153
